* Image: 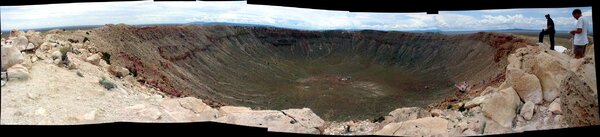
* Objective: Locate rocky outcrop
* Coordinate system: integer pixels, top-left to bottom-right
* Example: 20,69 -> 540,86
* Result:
532,52 -> 566,102
124,104 -> 163,121
468,43 -> 597,134
484,119 -> 513,134
13,36 -> 29,51
322,120 -> 381,135
381,107 -> 430,124
51,51 -> 62,60
560,71 -> 600,127
215,106 -> 323,134
281,108 -> 325,130
109,65 -> 129,78
506,68 -> 543,104
1,45 -> 24,71
465,95 -> 486,108
6,64 -> 29,81
24,30 -> 43,49
504,44 -> 572,104
86,54 -> 101,65
159,97 -> 218,122
481,87 -> 522,128
375,117 -> 449,136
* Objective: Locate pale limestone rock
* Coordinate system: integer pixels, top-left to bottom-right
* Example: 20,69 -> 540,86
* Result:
520,101 -> 535,120
481,87 -> 521,128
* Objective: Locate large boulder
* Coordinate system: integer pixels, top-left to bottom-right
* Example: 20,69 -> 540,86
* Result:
6,64 -> 29,81
24,43 -> 35,50
215,107 -> 320,134
375,117 -> 449,136
39,42 -> 53,51
506,53 -> 521,70
507,68 -> 543,104
465,95 -> 487,109
559,71 -> 600,127
159,97 -> 218,122
481,87 -> 522,128
109,66 -> 130,78
123,104 -> 163,121
12,36 -> 29,51
532,52 -> 567,78
51,50 -> 62,60
532,52 -> 568,102
177,97 -> 215,114
9,29 -> 23,37
578,57 -> 597,94
1,45 -> 24,71
381,107 -> 430,124
537,71 -> 560,102
217,106 -> 253,117
483,119 -> 513,135
86,53 -> 101,65
281,108 -> 325,129
25,30 -> 43,47
480,86 -> 498,96
322,120 -> 379,135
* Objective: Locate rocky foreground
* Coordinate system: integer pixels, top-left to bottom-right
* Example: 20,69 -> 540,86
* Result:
1,27 -> 599,136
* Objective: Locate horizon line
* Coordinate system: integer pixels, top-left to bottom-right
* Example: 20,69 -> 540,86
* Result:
0,22 -> 592,33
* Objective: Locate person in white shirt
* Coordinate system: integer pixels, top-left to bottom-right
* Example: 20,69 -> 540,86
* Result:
569,9 -> 589,59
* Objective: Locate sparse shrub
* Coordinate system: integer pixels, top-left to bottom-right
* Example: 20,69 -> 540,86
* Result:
73,48 -> 81,55
76,71 -> 83,77
101,52 -> 111,65
127,66 -> 137,77
447,104 -> 452,109
59,46 -> 73,67
59,46 -> 73,55
515,103 -> 522,114
458,104 -> 466,112
372,116 -> 385,123
481,121 -> 487,134
465,111 -> 474,117
99,77 -> 116,90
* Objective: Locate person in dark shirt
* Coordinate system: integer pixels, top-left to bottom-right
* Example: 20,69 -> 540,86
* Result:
539,14 -> 556,50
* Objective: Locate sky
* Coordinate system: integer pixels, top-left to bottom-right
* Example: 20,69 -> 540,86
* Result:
0,1 -> 593,32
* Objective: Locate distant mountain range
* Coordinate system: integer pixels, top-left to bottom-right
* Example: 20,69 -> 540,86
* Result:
1,23 -> 592,35
187,22 -> 589,33
188,22 -> 300,30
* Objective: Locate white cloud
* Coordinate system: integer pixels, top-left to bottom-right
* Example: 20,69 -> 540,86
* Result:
0,2 -> 593,32
435,13 -> 479,30
583,10 -> 592,16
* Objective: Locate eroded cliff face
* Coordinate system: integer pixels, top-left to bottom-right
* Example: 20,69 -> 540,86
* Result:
76,24 -> 533,120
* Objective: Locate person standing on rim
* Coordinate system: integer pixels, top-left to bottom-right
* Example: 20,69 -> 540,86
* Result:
569,9 -> 590,59
539,14 -> 555,50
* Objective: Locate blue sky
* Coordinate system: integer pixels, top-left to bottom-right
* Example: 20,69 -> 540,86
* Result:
0,1 -> 593,32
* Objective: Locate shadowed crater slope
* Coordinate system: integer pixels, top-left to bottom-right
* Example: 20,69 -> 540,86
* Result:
87,24 -> 533,121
